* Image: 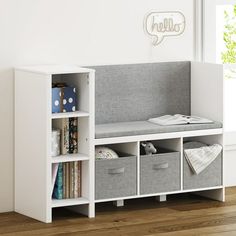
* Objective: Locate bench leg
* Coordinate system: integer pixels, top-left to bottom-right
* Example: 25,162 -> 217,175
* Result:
156,195 -> 167,202
113,200 -> 124,207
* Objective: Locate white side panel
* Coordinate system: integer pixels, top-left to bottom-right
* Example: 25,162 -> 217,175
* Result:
195,188 -> 225,202
224,149 -> 236,187
191,62 -> 224,123
15,70 -> 51,223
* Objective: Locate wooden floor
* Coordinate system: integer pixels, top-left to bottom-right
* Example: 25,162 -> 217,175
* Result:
1,188 -> 236,236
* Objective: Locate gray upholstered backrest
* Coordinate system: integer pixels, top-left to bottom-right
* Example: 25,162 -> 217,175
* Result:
89,61 -> 191,124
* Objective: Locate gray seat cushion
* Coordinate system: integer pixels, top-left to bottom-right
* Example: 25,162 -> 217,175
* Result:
95,121 -> 223,139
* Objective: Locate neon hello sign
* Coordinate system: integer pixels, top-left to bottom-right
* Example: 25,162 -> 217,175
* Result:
144,11 -> 186,45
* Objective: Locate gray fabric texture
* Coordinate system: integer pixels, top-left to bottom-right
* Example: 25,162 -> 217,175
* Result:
89,61 -> 191,124
183,142 -> 222,190
140,151 -> 180,194
95,121 -> 223,139
95,156 -> 137,200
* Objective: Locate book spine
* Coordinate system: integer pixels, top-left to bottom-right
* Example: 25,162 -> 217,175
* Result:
52,163 -> 63,199
78,161 -> 81,197
51,163 -> 59,196
69,162 -> 74,198
61,118 -> 69,155
65,162 -> 70,199
69,118 -> 78,154
63,162 -> 66,199
74,161 -> 79,198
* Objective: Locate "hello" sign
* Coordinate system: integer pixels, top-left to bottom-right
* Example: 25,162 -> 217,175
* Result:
144,11 -> 186,46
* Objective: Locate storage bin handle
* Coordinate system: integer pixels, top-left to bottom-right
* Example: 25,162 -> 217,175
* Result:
153,163 -> 169,170
108,167 -> 125,175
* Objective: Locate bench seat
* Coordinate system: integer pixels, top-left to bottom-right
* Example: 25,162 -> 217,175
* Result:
95,121 -> 223,139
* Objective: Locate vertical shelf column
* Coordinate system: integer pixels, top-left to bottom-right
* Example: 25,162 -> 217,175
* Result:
88,70 -> 95,217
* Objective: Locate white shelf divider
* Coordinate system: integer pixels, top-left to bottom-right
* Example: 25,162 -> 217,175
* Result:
51,197 -> 89,208
51,111 -> 89,119
51,153 -> 89,163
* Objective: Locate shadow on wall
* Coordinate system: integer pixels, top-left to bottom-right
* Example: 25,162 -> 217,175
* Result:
0,68 -> 14,212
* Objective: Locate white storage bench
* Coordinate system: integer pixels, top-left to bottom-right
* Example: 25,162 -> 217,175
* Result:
14,62 -> 225,223
92,61 -> 225,206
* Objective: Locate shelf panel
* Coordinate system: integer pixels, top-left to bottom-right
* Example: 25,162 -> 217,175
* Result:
16,65 -> 94,75
51,111 -> 89,119
51,197 -> 89,208
51,153 -> 89,163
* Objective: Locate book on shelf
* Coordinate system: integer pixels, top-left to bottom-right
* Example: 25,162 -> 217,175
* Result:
52,163 -> 63,199
53,161 -> 82,200
69,117 -> 78,154
62,163 -> 66,198
65,162 -> 70,199
74,161 -> 82,198
69,162 -> 74,198
77,161 -> 82,197
52,117 -> 78,155
53,118 -> 69,154
51,163 -> 59,196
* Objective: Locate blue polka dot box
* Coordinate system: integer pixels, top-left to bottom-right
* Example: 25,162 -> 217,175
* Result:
52,84 -> 77,113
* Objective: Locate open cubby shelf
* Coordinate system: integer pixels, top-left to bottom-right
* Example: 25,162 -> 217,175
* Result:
51,197 -> 89,208
95,134 -> 223,202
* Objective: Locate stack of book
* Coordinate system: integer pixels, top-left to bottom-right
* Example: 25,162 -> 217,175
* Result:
53,117 -> 78,154
52,161 -> 82,199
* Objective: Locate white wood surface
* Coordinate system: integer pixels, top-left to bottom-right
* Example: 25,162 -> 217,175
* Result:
180,137 -> 184,191
224,149 -> 236,186
113,200 -> 124,207
15,70 -> 51,223
51,153 -> 89,163
51,197 -> 89,208
62,73 -> 90,113
51,111 -> 89,119
156,195 -> 167,202
95,129 -> 223,146
95,186 -> 224,203
194,188 -> 225,202
15,65 -> 94,75
107,142 -> 138,156
137,141 -> 141,195
88,71 -> 95,218
191,62 -> 224,123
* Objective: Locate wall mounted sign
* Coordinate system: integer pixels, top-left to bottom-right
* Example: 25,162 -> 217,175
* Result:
144,11 -> 186,46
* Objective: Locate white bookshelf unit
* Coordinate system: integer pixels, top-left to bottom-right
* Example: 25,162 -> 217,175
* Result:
15,65 -> 95,223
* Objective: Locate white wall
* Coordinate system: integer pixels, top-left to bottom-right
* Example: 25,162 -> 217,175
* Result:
0,0 -> 195,212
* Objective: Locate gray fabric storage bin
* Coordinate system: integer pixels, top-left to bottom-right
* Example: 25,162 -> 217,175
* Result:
140,149 -> 181,195
95,154 -> 137,200
183,142 -> 222,190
